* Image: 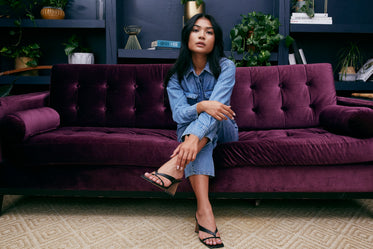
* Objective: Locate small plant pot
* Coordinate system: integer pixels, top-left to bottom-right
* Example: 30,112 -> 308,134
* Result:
68,53 -> 95,64
15,57 -> 38,76
339,66 -> 356,81
40,7 -> 65,20
184,1 -> 205,24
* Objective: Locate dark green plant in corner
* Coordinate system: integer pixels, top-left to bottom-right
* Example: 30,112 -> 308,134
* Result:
336,42 -> 364,79
230,12 -> 284,67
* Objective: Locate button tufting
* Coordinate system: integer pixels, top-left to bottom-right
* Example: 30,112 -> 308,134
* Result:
250,85 -> 256,90
281,106 -> 288,111
252,107 -> 258,113
306,82 -> 311,86
278,83 -> 283,88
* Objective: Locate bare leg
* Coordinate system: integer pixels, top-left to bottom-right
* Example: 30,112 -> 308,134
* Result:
144,137 -> 209,187
190,175 -> 223,247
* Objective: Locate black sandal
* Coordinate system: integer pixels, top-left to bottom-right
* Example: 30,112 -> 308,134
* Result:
141,170 -> 182,197
195,216 -> 224,248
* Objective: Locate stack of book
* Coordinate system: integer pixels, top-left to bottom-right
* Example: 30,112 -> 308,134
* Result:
148,40 -> 181,50
290,13 -> 332,25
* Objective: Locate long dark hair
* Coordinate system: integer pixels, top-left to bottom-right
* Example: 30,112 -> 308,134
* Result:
164,13 -> 226,87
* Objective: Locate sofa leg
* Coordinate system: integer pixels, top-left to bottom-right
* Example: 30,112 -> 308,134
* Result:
255,199 -> 261,207
0,195 -> 3,216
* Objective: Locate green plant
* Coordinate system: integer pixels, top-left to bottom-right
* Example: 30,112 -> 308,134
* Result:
63,35 -> 92,56
0,43 -> 41,67
230,12 -> 284,67
42,0 -> 69,9
336,42 -> 363,75
0,0 -> 40,21
292,0 -> 314,18
180,0 -> 204,8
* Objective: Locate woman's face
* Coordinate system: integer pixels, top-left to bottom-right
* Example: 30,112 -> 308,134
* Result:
188,17 -> 215,56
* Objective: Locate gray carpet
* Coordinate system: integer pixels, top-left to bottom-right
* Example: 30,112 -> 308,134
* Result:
1,195 -> 373,248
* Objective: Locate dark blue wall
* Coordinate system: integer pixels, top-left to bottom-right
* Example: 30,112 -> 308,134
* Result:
117,0 -> 278,51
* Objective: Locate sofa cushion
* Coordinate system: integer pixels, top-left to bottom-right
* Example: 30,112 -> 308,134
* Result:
232,63 -> 336,130
49,64 -> 176,129
9,127 -> 178,167
213,128 -> 373,168
3,107 -> 60,142
320,105 -> 373,138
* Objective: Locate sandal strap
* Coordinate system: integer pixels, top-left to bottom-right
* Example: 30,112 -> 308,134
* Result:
154,170 -> 178,184
201,236 -> 221,242
151,170 -> 165,187
198,223 -> 218,237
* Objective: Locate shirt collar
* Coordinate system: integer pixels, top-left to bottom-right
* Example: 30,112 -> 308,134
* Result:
186,62 -> 213,77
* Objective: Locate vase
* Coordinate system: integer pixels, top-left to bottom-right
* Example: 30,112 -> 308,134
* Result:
68,53 -> 95,64
184,1 -> 205,25
96,0 -> 105,20
40,7 -> 65,19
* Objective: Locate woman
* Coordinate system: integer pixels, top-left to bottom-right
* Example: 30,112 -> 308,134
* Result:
142,13 -> 238,248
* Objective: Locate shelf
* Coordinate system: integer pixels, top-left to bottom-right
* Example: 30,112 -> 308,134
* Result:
0,76 -> 50,85
0,19 -> 105,29
290,24 -> 373,33
335,81 -> 373,91
118,50 -> 278,61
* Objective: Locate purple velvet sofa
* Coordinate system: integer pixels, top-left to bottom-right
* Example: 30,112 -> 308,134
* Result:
1,63 -> 373,211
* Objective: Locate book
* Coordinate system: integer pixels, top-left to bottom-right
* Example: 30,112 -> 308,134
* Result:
356,58 -> 373,82
151,40 -> 181,49
290,18 -> 332,24
291,12 -> 332,24
291,13 -> 329,19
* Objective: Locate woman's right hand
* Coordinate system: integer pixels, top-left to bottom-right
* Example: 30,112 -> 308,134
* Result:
197,100 -> 236,121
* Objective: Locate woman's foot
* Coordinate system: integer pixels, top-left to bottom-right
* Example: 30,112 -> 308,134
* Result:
143,157 -> 184,188
195,209 -> 224,247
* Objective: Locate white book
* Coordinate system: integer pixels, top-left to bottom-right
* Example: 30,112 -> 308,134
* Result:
356,58 -> 373,82
291,13 -> 329,19
291,18 -> 332,24
288,54 -> 296,65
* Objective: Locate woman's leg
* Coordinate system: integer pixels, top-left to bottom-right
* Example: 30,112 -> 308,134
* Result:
144,137 -> 209,187
190,174 -> 223,247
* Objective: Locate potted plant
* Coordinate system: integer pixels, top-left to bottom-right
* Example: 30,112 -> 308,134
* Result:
63,35 -> 94,64
336,42 -> 363,81
230,11 -> 284,67
180,0 -> 205,24
40,0 -> 69,19
292,0 -> 314,18
0,43 -> 41,75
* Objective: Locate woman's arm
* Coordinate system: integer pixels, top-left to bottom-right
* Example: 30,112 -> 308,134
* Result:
181,58 -> 236,140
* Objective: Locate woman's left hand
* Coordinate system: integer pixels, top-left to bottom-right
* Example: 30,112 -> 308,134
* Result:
171,134 -> 199,170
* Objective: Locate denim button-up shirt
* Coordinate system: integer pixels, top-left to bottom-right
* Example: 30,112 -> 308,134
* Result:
166,57 -> 236,141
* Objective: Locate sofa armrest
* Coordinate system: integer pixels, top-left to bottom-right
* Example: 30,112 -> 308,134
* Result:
337,96 -> 373,109
2,107 -> 60,142
320,105 -> 373,138
0,91 -> 50,120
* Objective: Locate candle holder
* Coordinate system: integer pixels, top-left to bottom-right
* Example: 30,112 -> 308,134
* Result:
124,25 -> 142,50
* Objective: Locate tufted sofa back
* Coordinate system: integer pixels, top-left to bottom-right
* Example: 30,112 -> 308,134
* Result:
232,63 -> 336,130
50,64 -> 175,129
49,63 -> 336,130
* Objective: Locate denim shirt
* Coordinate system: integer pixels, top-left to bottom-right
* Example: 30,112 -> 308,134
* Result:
166,57 -> 236,141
